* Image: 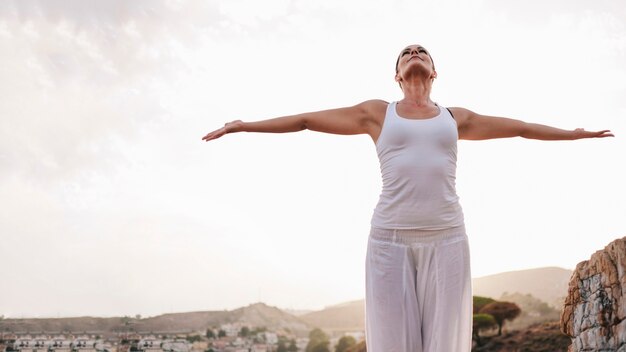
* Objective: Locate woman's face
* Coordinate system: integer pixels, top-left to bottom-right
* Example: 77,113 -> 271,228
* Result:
395,44 -> 437,83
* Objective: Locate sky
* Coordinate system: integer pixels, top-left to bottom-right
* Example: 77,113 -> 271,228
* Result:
1,0 -> 625,318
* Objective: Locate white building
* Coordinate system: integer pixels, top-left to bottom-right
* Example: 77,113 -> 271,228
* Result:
14,336 -> 34,352
250,344 -> 268,352
33,335 -> 51,352
50,336 -> 72,352
262,333 -> 277,345
72,336 -> 100,352
160,340 -> 189,352
219,324 -> 240,338
137,337 -> 162,352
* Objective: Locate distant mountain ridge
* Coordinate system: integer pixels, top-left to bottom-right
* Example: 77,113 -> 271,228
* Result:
295,267 -> 574,331
299,300 -> 364,332
1,267 -> 572,334
0,303 -> 309,335
472,266 -> 572,308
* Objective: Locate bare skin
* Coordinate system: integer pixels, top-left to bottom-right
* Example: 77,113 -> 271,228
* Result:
202,44 -> 613,143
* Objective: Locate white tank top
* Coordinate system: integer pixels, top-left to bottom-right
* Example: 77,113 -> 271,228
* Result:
371,101 -> 464,230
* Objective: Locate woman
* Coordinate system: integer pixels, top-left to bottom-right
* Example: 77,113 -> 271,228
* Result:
202,44 -> 612,352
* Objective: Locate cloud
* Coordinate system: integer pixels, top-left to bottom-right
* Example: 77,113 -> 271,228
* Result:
0,0 -> 222,183
482,0 -> 626,23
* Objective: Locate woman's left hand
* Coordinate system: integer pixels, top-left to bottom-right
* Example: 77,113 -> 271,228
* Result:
572,128 -> 614,139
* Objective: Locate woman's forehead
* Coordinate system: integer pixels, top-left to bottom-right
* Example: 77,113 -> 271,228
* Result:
401,44 -> 427,52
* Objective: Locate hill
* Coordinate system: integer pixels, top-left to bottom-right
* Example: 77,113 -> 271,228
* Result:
138,302 -> 309,332
0,266 -> 573,336
299,300 -> 364,332
229,303 -> 309,331
497,292 -> 561,330
301,267 -> 572,332
0,303 -> 309,335
0,316 -> 129,334
472,266 -> 571,308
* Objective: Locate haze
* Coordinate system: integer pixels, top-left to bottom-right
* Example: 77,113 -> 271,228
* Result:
1,0 -> 624,318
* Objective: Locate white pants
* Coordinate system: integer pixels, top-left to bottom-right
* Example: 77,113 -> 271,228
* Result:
365,226 -> 472,352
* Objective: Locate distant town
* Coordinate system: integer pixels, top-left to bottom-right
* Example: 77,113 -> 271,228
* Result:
0,323 -> 365,352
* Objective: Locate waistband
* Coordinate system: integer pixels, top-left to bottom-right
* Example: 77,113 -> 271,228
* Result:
369,225 -> 466,246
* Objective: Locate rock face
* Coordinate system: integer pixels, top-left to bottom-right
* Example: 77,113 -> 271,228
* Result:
561,236 -> 626,351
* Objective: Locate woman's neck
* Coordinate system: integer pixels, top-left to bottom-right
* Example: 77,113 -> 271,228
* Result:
400,78 -> 434,106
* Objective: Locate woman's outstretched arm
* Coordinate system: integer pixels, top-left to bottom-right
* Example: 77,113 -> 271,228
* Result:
450,107 -> 614,141
202,100 -> 386,142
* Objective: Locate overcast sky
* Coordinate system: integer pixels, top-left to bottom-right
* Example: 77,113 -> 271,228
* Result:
1,0 -> 624,318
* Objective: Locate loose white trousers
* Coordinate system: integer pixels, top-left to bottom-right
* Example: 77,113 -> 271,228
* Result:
365,226 -> 472,352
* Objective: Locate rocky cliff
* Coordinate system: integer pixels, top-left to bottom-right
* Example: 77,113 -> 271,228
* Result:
561,236 -> 626,351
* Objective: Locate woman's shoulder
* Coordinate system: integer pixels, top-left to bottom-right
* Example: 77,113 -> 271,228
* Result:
359,99 -> 389,113
355,100 -> 388,122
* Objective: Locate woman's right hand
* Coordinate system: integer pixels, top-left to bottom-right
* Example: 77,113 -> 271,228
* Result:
202,120 -> 243,142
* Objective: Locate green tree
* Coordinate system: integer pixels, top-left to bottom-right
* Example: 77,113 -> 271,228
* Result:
205,329 -> 215,339
287,339 -> 298,352
335,336 -> 356,352
473,296 -> 496,314
308,329 -> 328,343
276,340 -> 288,352
479,301 -> 522,335
186,335 -> 202,343
310,342 -> 330,352
306,328 -> 330,352
252,326 -> 267,334
345,341 -> 365,352
238,326 -> 250,337
217,330 -> 226,338
472,313 -> 497,346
